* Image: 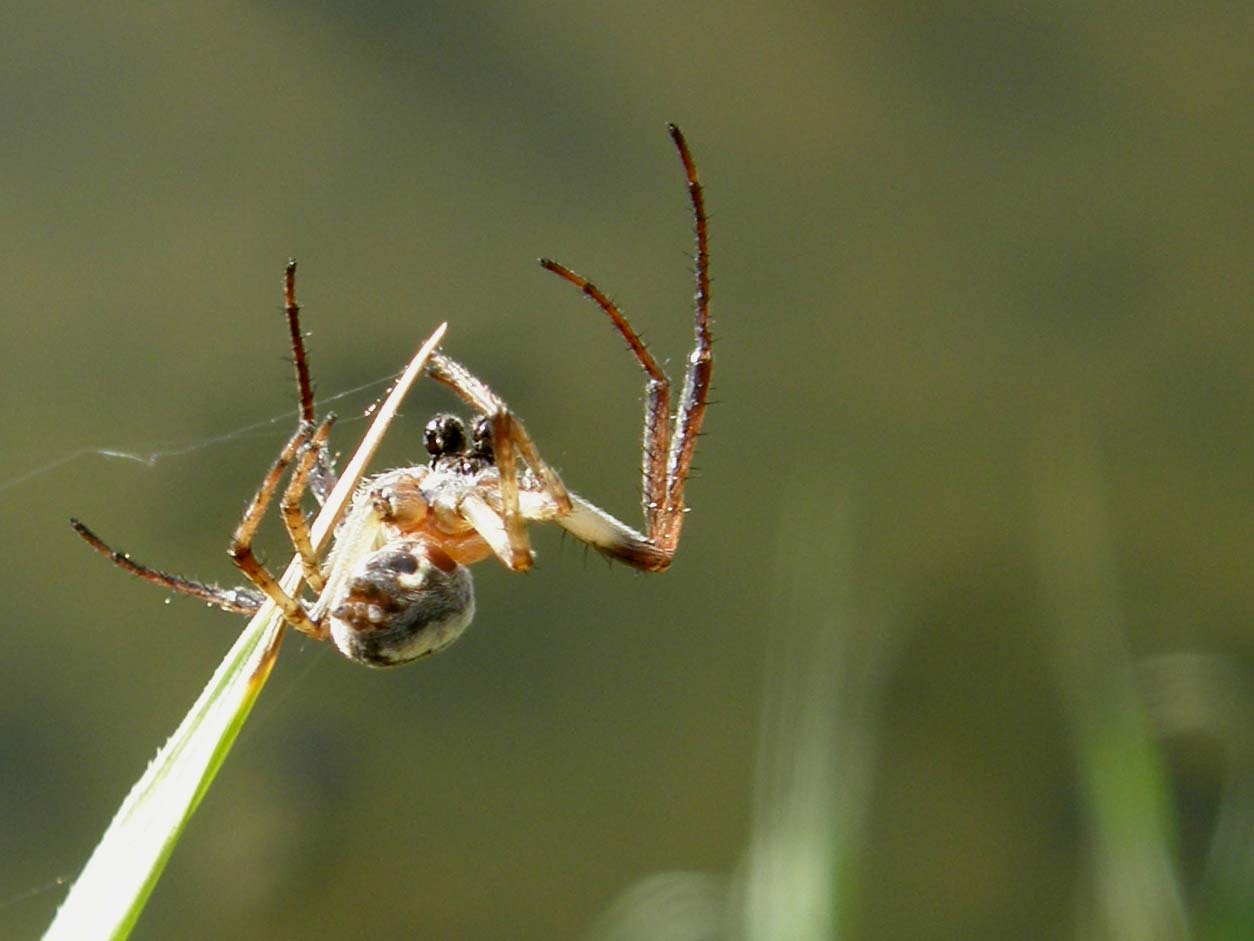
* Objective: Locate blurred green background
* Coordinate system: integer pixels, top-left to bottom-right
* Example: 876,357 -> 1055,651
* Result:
1,3 -> 1250,939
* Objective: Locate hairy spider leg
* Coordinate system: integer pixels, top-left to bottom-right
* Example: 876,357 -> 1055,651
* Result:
660,123 -> 713,547
70,264 -> 338,625
70,518 -> 264,614
537,260 -> 670,535
537,123 -> 712,568
284,260 -> 338,504
279,414 -> 337,593
227,414 -> 336,640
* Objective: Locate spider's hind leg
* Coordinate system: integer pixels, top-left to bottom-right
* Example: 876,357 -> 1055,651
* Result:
70,518 -> 264,615
227,421 -> 327,639
280,413 -> 337,593
283,260 -> 338,504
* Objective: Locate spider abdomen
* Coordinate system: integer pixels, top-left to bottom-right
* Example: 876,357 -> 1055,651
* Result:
328,538 -> 475,668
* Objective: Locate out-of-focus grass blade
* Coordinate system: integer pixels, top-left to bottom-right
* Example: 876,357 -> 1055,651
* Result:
1029,412 -> 1191,941
43,323 -> 447,941
586,472 -> 894,941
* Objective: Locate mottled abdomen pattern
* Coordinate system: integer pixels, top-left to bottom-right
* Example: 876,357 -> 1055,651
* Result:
329,539 -> 475,668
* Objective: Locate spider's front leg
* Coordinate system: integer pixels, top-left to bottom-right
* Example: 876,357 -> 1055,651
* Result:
537,123 -> 712,573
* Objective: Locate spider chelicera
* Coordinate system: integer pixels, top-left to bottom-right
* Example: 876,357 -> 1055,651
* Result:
71,125 -> 711,668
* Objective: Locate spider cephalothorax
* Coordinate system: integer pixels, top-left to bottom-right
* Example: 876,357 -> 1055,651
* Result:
72,124 -> 711,668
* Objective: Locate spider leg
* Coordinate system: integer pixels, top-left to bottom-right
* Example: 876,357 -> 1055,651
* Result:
459,492 -> 526,570
70,519 -> 263,615
538,124 -> 712,570
69,264 -> 341,625
658,124 -> 713,549
227,422 -> 326,639
557,495 -> 670,571
283,260 -> 338,504
538,260 -> 670,536
279,413 -> 337,593
486,408 -> 531,569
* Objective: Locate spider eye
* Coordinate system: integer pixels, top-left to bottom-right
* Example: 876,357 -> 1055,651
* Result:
424,413 -> 466,459
469,416 -> 495,463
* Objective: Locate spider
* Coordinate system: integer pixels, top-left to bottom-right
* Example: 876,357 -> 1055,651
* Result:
71,124 -> 711,668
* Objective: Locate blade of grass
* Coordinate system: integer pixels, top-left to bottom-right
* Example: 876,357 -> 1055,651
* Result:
1028,409 -> 1191,941
43,323 -> 448,941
